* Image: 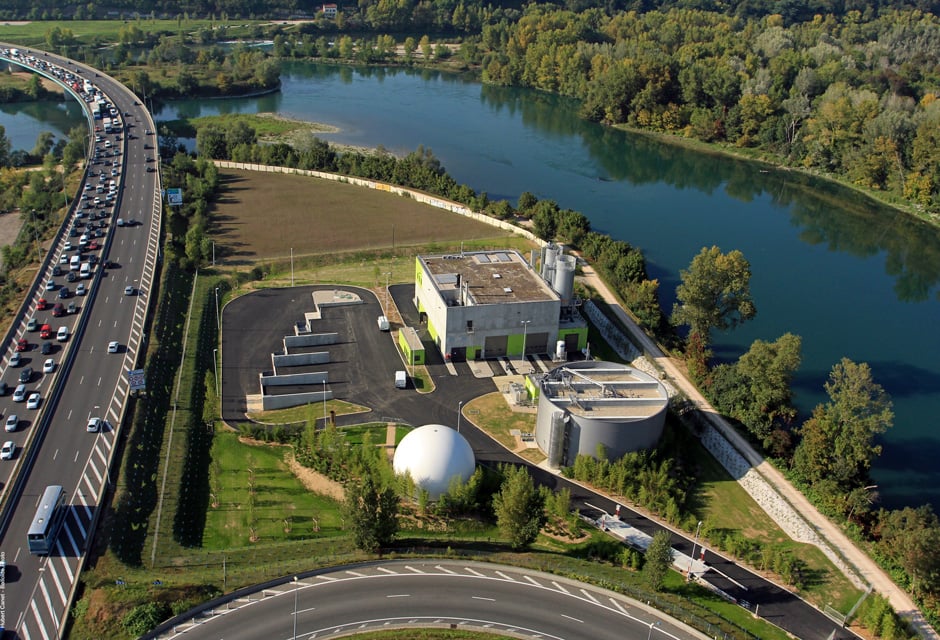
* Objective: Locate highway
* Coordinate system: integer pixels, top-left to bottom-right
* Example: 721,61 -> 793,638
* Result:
148,561 -> 708,640
0,45 -> 161,639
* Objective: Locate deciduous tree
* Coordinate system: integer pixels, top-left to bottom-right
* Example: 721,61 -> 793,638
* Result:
343,470 -> 399,553
642,530 -> 673,591
672,246 -> 756,342
492,464 -> 544,550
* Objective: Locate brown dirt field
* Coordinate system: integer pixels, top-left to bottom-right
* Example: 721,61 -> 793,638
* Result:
0,211 -> 25,271
211,169 -> 513,263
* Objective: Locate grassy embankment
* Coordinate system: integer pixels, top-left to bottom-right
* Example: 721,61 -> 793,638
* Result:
69,168 -> 849,640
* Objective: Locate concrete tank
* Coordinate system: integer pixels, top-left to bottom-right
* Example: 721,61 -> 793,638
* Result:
552,254 -> 576,305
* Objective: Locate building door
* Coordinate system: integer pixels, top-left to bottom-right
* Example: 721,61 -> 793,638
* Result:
525,332 -> 549,355
564,333 -> 580,355
484,335 -> 508,358
450,347 -> 467,362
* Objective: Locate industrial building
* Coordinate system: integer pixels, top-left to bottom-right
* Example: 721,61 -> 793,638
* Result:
413,246 -> 587,361
534,361 -> 668,467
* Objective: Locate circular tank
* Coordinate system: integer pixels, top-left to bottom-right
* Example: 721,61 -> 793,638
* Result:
393,424 -> 476,499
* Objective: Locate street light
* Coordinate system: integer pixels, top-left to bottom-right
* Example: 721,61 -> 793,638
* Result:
647,621 -> 661,640
384,272 -> 391,315
457,401 -> 463,433
520,320 -> 531,373
688,520 -> 702,582
290,247 -> 294,287
215,287 -> 221,334
292,576 -> 299,640
323,379 -> 328,428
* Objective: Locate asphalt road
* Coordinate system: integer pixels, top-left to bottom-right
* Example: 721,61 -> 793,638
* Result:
0,46 -> 160,639
221,283 -> 857,640
151,561 -> 708,640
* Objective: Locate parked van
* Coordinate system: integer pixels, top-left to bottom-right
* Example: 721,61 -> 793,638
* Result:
377,315 -> 390,331
80,262 -> 91,279
70,255 -> 81,271
394,370 -> 407,389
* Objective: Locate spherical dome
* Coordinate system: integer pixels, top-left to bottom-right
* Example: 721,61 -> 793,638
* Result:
393,424 -> 475,500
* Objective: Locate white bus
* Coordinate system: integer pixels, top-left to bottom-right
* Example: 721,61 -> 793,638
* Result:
27,485 -> 68,555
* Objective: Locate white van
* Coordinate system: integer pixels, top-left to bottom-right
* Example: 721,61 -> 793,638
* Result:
80,262 -> 91,279
377,315 -> 390,331
70,255 -> 81,271
395,370 -> 407,389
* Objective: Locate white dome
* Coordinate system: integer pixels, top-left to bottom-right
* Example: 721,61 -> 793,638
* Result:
393,424 -> 475,500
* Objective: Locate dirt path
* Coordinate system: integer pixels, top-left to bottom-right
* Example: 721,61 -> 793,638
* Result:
576,261 -> 935,638
0,211 -> 26,271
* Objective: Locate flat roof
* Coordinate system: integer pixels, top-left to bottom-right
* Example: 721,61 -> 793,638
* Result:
541,364 -> 668,419
420,250 -> 557,305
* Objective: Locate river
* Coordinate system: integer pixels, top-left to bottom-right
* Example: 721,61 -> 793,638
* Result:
3,60 -> 938,509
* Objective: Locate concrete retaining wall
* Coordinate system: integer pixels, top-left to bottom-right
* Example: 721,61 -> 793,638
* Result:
260,371 -> 328,387
261,390 -> 332,411
274,352 -> 330,367
285,333 -> 338,348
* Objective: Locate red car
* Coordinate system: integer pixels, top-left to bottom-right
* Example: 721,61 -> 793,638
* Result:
37,298 -> 48,310
39,324 -> 52,339
52,303 -> 65,317
87,241 -> 99,251
15,338 -> 28,352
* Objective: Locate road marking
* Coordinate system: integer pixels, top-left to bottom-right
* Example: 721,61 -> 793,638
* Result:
29,598 -> 50,640
87,459 -> 103,484
346,570 -> 366,577
580,589 -> 599,603
551,581 -> 569,594
386,594 -> 410,598
435,565 -> 456,574
465,567 -> 485,577
38,578 -> 57,626
376,567 -> 397,575
561,614 -> 583,623
296,606 -> 317,615
317,574 -> 337,581
523,575 -> 541,587
495,571 -> 515,581
609,598 -> 628,614
48,559 -> 67,603
472,596 -> 495,602
405,566 -> 424,574
73,450 -> 79,462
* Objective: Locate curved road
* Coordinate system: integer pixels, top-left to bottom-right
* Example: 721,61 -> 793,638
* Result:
0,45 -> 161,639
149,561 -> 708,640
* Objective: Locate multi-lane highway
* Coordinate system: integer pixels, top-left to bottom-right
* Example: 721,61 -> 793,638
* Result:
0,45 -> 161,639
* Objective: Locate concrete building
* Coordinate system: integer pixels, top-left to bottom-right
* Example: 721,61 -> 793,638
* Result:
534,361 -> 668,467
413,248 -> 587,361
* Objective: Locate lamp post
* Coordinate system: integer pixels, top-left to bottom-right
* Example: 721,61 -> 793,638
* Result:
520,320 -> 531,373
213,348 -> 219,397
457,401 -> 463,433
323,379 -> 328,428
290,247 -> 294,287
384,272 -> 391,315
688,520 -> 702,581
292,576 -> 299,640
647,621 -> 661,640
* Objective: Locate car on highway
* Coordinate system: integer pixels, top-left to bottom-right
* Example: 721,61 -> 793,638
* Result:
107,341 -> 119,353
0,440 -> 14,460
63,240 -> 73,251
39,324 -> 52,339
15,338 -> 28,351
5,413 -> 18,431
124,286 -> 135,296
40,341 -> 53,355
76,283 -> 87,296
52,303 -> 65,317
36,298 -> 48,310
9,352 -> 21,367
66,271 -> 78,283
58,286 -> 70,299
42,358 -> 55,374
26,392 -> 40,409
12,385 -> 26,403
45,279 -> 55,291
56,326 -> 69,342
0,381 -> 6,396
86,417 -> 101,433
26,317 -> 38,331
52,264 -> 62,276
18,367 -> 33,384
67,302 -> 78,314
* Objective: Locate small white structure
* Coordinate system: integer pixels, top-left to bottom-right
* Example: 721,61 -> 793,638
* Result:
393,424 -> 475,499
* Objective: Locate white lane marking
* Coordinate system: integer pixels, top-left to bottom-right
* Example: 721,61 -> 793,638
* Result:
405,566 -> 424,574
523,575 -> 541,587
495,571 -> 515,581
561,614 -> 583,623
346,570 -> 366,577
48,559 -> 67,603
29,598 -> 50,640
465,567 -> 485,577
52,449 -> 59,460
472,596 -> 495,602
609,598 -> 629,614
580,589 -> 599,603
551,581 -> 570,594
38,578 -> 57,627
435,565 -> 456,574
73,451 -> 79,462
376,567 -> 397,575
87,458 -> 103,484
386,594 -> 409,598
317,574 -> 337,581
295,606 -> 317,615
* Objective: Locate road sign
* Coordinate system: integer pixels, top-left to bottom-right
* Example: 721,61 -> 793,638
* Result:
127,368 -> 146,391
166,188 -> 183,206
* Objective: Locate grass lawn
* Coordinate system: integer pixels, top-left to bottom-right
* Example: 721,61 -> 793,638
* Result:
165,113 -> 338,141
204,431 -> 344,548
0,19 -> 266,46
211,168 -> 519,265
463,392 -> 538,457
247,397 -> 369,425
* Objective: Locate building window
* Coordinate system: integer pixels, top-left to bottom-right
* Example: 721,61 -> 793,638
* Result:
467,320 -> 474,333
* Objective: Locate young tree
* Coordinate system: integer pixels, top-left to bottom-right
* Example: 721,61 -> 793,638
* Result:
793,358 -> 893,494
342,470 -> 399,553
492,465 -> 544,550
671,246 -> 756,343
642,530 -> 674,591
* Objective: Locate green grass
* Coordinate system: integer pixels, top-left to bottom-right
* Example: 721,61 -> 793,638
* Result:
247,398 -> 369,425
165,113 -> 338,141
203,431 -> 344,548
0,18 -> 267,46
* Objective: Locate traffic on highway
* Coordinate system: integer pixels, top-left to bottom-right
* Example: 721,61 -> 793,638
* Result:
0,45 -> 162,639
